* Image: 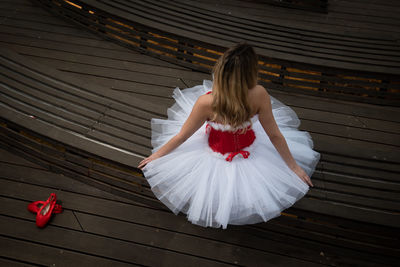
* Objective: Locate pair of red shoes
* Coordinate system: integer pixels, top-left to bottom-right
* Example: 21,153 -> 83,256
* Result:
27,193 -> 63,228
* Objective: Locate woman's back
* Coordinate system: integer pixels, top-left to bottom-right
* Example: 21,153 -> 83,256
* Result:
204,84 -> 263,125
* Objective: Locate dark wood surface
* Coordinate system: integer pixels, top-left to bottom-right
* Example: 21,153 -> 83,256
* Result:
1,147 -> 398,267
31,0 -> 400,106
79,0 -> 400,72
187,0 -> 400,38
0,0 -> 399,266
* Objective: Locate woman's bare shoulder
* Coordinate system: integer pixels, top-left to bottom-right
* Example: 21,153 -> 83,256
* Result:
250,85 -> 270,114
197,94 -> 213,118
198,93 -> 213,104
254,84 -> 270,96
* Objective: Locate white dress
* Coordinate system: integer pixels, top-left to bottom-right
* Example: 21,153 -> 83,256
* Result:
142,80 -> 321,229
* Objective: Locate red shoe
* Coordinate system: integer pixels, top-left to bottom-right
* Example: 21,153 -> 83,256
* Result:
27,200 -> 63,214
35,193 -> 58,228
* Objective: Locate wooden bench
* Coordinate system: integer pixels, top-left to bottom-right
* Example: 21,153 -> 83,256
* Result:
257,0 -> 328,13
33,0 -> 400,106
0,1 -> 399,265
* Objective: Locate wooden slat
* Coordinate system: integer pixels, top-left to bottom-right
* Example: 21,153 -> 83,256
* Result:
0,236 -> 137,267
0,179 -> 323,267
0,4 -> 398,266
0,125 -> 155,201
32,0 -> 400,105
0,256 -> 37,267
0,176 -> 393,266
76,0 -> 400,69
184,0 -> 400,38
0,162 -> 138,204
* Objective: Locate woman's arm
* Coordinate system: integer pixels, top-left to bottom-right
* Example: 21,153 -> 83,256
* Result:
257,86 -> 314,187
138,95 -> 210,169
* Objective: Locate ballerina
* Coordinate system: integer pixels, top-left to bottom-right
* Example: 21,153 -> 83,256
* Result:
138,42 -> 320,229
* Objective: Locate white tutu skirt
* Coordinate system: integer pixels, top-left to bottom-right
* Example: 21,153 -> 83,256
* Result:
142,80 -> 321,229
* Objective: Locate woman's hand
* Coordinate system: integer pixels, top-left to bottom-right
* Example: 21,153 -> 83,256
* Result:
291,164 -> 314,187
138,95 -> 210,171
138,153 -> 160,170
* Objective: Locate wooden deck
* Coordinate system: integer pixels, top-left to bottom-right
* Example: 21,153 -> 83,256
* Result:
33,0 -> 400,106
0,0 -> 399,266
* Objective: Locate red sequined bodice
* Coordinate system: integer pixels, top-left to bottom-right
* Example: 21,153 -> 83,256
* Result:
204,91 -> 256,161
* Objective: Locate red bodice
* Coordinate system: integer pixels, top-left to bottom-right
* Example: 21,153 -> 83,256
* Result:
204,90 -> 256,161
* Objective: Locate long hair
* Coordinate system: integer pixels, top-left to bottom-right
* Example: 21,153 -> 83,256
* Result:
211,42 -> 259,130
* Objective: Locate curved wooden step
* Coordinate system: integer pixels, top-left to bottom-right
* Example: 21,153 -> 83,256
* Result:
33,0 -> 400,106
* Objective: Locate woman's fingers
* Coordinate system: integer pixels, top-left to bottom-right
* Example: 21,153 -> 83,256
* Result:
138,157 -> 150,169
304,174 -> 313,187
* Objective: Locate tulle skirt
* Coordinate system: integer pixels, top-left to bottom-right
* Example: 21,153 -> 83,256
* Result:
142,80 -> 321,229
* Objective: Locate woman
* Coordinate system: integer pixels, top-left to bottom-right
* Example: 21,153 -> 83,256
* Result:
139,42 -> 320,229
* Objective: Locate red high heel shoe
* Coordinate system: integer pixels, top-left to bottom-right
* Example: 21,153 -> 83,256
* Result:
35,193 -> 59,228
27,200 -> 63,214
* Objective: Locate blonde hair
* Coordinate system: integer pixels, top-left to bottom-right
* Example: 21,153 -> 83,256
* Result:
210,42 -> 259,130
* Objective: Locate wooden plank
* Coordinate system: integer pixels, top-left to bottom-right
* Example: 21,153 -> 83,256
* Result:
0,46 -> 167,117
0,29 -> 190,69
0,257 -> 36,267
143,0 -> 400,42
89,122 -> 151,149
270,212 -> 398,249
312,171 -> 399,203
293,106 -> 400,135
3,65 -> 158,156
3,62 -> 161,132
330,0 -> 400,16
0,67 -> 104,121
320,158 -> 399,182
57,71 -> 174,99
0,7 -> 75,27
126,0 -> 400,55
0,236 -> 137,267
0,59 -> 111,113
258,216 -> 399,257
78,0 -> 400,70
0,16 -> 95,38
307,184 -> 399,211
0,161 -> 138,204
258,64 -> 400,89
267,88 -> 400,123
74,211 -> 325,267
0,90 -> 92,135
0,72 -> 98,133
0,146 -> 45,169
181,0 -> 400,38
0,23 -> 130,51
295,196 -> 399,227
0,37 -> 186,76
0,104 -> 143,167
0,214 -> 240,267
175,0 -> 399,42
8,45 -> 201,82
314,165 -> 400,191
0,177 -> 389,266
300,119 -> 400,147
313,132 -> 399,164
71,0 -> 400,74
47,71 -> 175,106
142,0 -> 400,57
0,135 -> 158,207
23,56 -> 190,89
